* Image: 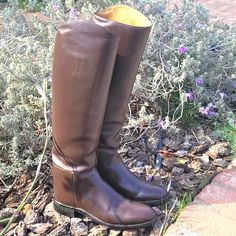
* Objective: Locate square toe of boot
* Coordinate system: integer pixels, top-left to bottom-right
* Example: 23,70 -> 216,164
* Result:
117,200 -> 156,224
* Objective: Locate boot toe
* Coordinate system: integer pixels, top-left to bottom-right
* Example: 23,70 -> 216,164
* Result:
117,200 -> 156,225
139,184 -> 168,200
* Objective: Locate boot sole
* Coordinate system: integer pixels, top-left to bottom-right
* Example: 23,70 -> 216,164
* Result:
53,200 -> 157,230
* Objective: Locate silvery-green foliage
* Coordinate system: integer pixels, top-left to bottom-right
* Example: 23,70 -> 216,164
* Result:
0,7 -> 53,178
130,0 -> 236,127
0,0 -> 120,178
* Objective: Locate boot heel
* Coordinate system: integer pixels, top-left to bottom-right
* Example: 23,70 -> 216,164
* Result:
53,200 -> 85,219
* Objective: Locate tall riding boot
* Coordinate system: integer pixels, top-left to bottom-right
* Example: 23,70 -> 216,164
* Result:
94,5 -> 168,206
52,20 -> 157,229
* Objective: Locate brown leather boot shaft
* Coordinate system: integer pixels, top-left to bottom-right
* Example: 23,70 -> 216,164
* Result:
94,7 -> 151,150
52,19 -> 157,228
52,20 -> 118,168
94,5 -> 168,205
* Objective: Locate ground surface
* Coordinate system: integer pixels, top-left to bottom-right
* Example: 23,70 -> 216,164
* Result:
0,125 -> 234,235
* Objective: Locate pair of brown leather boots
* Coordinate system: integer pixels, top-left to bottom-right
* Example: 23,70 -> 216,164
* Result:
52,5 -> 168,229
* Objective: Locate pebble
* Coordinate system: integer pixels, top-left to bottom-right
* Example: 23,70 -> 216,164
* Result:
109,229 -> 122,236
122,230 -> 139,236
199,154 -> 210,164
159,169 -> 166,176
28,222 -> 52,234
207,142 -> 230,159
15,221 -> 27,236
47,225 -> 70,236
176,150 -> 188,157
172,167 -> 184,176
44,202 -> 70,225
70,218 -> 88,236
24,209 -> 39,225
0,208 -> 16,218
213,158 -> 228,168
135,161 -> 143,167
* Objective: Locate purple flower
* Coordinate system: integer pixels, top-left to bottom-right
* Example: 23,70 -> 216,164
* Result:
195,78 -> 204,86
206,102 -> 214,110
69,8 -> 77,19
186,91 -> 194,101
232,81 -> 236,89
219,92 -> 226,99
199,107 -> 209,116
199,102 -> 216,117
52,3 -> 60,11
146,175 -> 153,182
208,111 -> 217,118
178,46 -> 187,55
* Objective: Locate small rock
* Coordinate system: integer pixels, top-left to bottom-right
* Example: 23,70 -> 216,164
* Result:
162,158 -> 175,169
213,158 -> 228,168
135,161 -> 143,167
207,142 -> 229,159
47,225 -> 70,236
22,204 -> 33,215
118,148 -> 129,154
171,167 -> 184,176
44,202 -> 70,225
28,223 -> 52,234
0,208 -> 16,218
70,218 -> 88,236
88,225 -> 108,235
199,154 -> 210,164
159,169 -> 166,176
217,167 -> 224,172
188,160 -> 201,172
109,229 -> 121,236
218,147 -> 230,157
15,221 -> 27,236
176,150 -> 188,157
122,230 -> 138,236
24,209 -> 39,225
224,155 -> 234,162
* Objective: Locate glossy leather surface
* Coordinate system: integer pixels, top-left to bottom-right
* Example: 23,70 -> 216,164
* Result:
94,6 -> 168,204
52,20 -> 156,227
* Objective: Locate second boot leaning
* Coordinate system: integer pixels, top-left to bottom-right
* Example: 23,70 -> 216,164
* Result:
94,5 -> 169,206
52,20 -> 157,229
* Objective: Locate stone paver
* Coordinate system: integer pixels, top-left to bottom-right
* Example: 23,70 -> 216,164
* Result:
167,0 -> 236,26
166,162 -> 236,236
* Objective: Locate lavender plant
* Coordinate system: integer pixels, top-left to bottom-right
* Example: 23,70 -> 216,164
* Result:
130,0 -> 236,129
0,7 -> 53,178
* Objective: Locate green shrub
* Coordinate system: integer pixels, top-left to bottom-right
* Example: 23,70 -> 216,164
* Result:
0,8 -> 53,178
0,0 -> 120,178
215,119 -> 236,155
130,0 -> 236,129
